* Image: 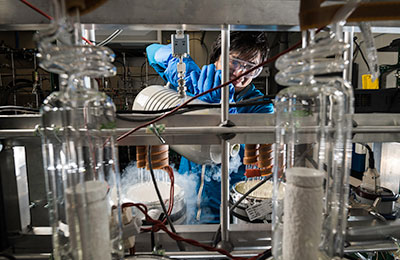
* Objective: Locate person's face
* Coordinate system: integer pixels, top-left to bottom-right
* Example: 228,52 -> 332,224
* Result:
215,51 -> 262,92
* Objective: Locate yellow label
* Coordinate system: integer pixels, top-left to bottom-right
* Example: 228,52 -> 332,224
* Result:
362,74 -> 379,89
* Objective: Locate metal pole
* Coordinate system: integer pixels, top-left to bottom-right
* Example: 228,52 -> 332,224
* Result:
221,25 -> 230,123
218,24 -> 232,250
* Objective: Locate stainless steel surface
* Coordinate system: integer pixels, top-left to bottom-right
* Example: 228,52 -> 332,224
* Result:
0,0 -> 299,30
134,223 -> 272,253
3,114 -> 400,144
3,0 -> 400,32
220,24 -> 231,244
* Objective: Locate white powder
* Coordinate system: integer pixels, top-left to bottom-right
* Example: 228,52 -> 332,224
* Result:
282,167 -> 324,260
236,180 -> 284,199
125,182 -> 181,204
66,180 -> 111,260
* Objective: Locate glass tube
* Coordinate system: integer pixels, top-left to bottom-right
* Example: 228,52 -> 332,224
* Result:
38,1 -> 123,259
41,76 -> 123,260
272,28 -> 353,260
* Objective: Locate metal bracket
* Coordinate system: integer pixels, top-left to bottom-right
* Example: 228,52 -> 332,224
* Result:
217,120 -> 236,141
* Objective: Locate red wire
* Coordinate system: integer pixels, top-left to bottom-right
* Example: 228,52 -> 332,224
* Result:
116,40 -> 302,143
19,0 -> 94,46
164,166 -> 175,216
127,165 -> 175,232
20,0 -> 53,20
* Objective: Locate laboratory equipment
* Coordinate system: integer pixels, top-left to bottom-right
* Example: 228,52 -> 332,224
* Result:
272,2 -> 357,258
352,144 -> 399,218
171,30 -> 190,99
38,1 -> 123,259
122,145 -> 187,224
229,179 -> 275,223
132,85 -> 239,164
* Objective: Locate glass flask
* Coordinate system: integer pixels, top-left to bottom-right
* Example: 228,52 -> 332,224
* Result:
41,76 -> 123,260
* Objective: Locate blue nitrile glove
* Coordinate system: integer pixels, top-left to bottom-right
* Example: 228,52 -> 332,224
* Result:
190,64 -> 235,105
146,44 -> 201,93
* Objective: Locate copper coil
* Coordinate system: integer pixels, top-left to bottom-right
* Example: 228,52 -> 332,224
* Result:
136,146 -> 147,168
146,145 -> 169,170
258,144 -> 273,168
244,144 -> 259,165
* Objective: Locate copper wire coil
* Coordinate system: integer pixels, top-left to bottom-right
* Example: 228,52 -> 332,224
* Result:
136,145 -> 169,169
146,145 -> 169,170
244,144 -> 259,165
258,144 -> 273,168
136,146 -> 147,168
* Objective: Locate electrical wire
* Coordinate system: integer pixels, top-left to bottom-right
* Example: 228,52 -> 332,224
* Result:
127,202 -> 261,260
353,37 -> 371,71
117,98 -> 274,115
230,174 -> 272,215
116,100 -> 274,122
19,0 -> 94,46
116,39 -> 302,142
98,29 -> 123,46
359,143 -> 375,169
147,146 -> 185,251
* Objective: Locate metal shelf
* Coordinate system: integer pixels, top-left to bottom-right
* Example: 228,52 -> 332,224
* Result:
1,113 -> 400,145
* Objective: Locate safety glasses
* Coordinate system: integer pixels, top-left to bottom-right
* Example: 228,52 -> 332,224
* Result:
230,56 -> 263,79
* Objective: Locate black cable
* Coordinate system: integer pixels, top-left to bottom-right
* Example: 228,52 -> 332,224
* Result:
255,249 -> 272,260
359,143 -> 375,169
236,94 -> 275,104
147,146 -> 185,251
116,100 -> 273,122
353,37 -> 371,72
230,174 -> 272,214
117,99 -> 274,115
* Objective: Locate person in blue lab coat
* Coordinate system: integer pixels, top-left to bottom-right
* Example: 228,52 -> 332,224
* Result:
146,32 -> 273,223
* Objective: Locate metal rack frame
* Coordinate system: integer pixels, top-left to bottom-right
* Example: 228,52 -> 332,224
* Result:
1,0 -> 400,258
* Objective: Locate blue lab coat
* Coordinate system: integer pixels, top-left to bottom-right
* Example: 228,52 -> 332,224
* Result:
146,43 -> 273,223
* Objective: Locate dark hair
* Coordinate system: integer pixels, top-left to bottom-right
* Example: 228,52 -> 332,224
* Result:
209,32 -> 269,64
